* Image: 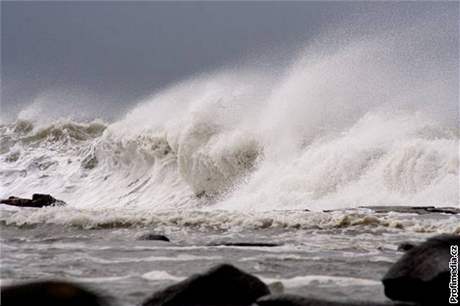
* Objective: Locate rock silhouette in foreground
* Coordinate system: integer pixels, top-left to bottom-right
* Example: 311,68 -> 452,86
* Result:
142,264 -> 270,306
1,280 -> 106,306
382,234 -> 460,305
256,294 -> 413,306
0,193 -> 65,208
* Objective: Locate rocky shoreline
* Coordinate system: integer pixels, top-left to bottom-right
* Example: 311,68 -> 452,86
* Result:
2,234 -> 458,306
0,194 -> 65,208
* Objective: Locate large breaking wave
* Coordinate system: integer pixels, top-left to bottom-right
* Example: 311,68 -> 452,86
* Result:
0,15 -> 458,214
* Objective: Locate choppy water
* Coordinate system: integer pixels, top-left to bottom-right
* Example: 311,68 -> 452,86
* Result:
1,208 -> 459,306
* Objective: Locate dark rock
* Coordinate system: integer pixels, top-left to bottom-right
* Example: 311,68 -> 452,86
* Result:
137,233 -> 170,242
360,206 -> 460,215
256,294 -> 414,306
142,264 -> 270,306
32,193 -> 56,204
1,280 -> 106,306
397,242 -> 417,252
0,193 -> 65,208
208,242 -> 281,247
382,234 -> 460,305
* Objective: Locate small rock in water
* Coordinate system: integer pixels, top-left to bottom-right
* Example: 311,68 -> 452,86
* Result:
0,193 -> 65,208
256,294 -> 410,306
142,263 -> 270,306
137,233 -> 170,242
383,234 -> 460,305
1,280 -> 106,306
207,242 -> 281,247
360,206 -> 460,215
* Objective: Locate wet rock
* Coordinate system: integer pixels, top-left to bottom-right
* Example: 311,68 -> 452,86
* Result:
255,294 -> 413,306
207,242 -> 281,247
137,233 -> 170,242
383,234 -> 460,305
1,280 -> 106,306
0,193 -> 65,208
360,206 -> 460,215
142,264 -> 270,306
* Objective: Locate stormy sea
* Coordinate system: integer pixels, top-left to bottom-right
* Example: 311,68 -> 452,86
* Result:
0,3 -> 458,306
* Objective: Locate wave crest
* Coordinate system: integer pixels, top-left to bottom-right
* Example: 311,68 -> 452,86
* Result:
1,15 -> 458,212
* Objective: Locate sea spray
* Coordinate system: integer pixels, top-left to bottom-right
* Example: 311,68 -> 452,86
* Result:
0,15 -> 458,212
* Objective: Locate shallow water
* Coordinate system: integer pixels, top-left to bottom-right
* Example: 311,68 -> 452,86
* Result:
2,208 -> 458,306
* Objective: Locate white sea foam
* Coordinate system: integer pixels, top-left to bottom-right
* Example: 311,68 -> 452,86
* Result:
84,254 -> 224,265
260,275 -> 381,288
1,206 -> 459,235
70,275 -> 134,283
141,270 -> 185,282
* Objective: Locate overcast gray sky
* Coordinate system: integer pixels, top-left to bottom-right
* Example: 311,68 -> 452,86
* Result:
1,1 -> 458,120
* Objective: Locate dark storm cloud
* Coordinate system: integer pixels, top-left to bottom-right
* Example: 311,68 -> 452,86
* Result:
1,1 -> 457,119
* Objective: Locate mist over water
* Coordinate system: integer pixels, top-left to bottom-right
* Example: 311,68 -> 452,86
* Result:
1,12 -> 458,218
